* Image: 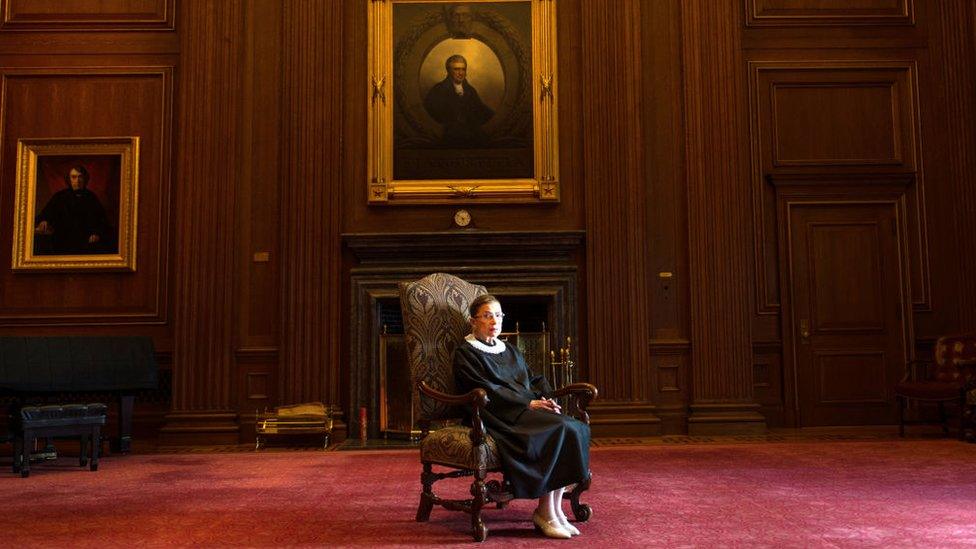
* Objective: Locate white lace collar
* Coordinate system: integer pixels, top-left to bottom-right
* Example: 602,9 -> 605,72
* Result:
465,333 -> 506,354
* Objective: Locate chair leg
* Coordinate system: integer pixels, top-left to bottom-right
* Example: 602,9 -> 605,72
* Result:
470,468 -> 488,542
898,397 -> 906,437
938,401 -> 949,436
12,435 -> 22,474
90,426 -> 101,471
568,472 -> 593,522
965,404 -> 976,443
960,390 -> 969,441
79,435 -> 89,467
20,430 -> 32,478
416,462 -> 434,522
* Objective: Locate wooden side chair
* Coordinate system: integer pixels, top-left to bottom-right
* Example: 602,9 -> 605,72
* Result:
399,272 -> 597,542
895,334 -> 976,437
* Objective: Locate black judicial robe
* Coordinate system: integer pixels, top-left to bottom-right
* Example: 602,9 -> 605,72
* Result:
453,338 -> 590,499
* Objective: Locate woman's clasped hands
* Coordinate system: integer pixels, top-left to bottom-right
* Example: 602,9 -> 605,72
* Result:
529,397 -> 561,414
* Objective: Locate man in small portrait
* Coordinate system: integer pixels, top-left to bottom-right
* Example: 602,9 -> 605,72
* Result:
424,54 -> 495,148
34,165 -> 114,255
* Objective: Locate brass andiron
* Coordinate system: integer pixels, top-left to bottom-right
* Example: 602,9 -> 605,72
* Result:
549,337 -> 576,407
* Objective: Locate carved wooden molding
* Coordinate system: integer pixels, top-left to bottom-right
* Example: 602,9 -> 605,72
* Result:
586,402 -> 662,437
0,0 -> 175,31
751,61 -> 918,173
0,67 -> 173,326
235,347 -> 279,363
745,0 -> 915,27
245,372 -> 271,401
344,230 -> 583,264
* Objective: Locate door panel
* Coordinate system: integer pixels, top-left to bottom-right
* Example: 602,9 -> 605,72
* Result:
788,203 -> 906,426
810,223 -> 886,332
814,351 -> 888,403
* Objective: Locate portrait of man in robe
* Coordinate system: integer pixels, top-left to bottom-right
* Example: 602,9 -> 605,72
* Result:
32,156 -> 120,256
392,2 -> 534,181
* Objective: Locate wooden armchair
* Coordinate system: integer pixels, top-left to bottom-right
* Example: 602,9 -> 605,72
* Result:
398,273 -> 597,542
895,333 -> 976,437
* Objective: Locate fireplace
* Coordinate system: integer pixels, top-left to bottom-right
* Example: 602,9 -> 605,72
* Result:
344,231 -> 583,439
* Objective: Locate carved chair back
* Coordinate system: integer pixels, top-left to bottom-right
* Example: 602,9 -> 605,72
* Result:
932,334 -> 976,382
399,273 -> 487,421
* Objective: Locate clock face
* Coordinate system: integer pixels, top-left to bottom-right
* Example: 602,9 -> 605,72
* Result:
454,209 -> 472,227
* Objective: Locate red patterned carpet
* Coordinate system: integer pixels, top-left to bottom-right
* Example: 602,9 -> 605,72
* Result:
4,440 -> 976,547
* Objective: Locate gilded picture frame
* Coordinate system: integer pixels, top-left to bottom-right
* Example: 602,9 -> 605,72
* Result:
11,137 -> 139,271
368,0 -> 558,204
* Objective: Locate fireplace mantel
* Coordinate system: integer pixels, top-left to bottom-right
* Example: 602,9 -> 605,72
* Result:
343,230 -> 584,439
342,230 -> 584,265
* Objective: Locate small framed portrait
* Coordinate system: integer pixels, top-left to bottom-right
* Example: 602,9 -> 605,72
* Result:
368,0 -> 559,204
11,137 -> 139,271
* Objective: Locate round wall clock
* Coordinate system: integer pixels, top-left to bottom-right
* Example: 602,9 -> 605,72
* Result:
453,209 -> 472,228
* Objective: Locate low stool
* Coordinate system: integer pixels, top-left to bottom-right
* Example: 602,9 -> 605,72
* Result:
12,403 -> 107,478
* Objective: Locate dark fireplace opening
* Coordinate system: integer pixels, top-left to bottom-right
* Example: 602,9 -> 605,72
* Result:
496,295 -> 549,333
377,298 -> 404,335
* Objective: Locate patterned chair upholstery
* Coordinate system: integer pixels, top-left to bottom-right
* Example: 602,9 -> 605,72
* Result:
419,425 -> 501,470
895,334 -> 976,437
399,273 -> 596,542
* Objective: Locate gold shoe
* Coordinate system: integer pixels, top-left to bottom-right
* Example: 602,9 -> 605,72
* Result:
533,510 -> 572,539
559,516 -> 580,536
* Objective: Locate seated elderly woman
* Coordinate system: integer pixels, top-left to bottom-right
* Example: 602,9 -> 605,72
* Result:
453,294 -> 591,539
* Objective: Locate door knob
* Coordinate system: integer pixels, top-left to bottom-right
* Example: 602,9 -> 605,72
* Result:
799,318 -> 810,340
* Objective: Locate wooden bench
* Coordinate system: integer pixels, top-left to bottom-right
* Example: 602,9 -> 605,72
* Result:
12,403 -> 107,477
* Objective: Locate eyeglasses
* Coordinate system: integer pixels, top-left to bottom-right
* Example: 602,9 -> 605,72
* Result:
476,312 -> 505,321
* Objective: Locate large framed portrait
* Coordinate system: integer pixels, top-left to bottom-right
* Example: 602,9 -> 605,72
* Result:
368,0 -> 559,204
11,137 -> 139,271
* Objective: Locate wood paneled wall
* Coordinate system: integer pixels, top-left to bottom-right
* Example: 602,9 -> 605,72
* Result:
1,0 -> 974,443
579,0 -> 656,434
681,0 -> 764,434
161,0 -> 244,443
931,1 -> 976,332
278,0 -> 344,411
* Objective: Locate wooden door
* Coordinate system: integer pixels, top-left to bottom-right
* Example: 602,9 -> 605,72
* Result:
786,202 -> 908,426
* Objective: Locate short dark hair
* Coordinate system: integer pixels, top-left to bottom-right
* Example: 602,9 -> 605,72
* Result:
445,54 -> 467,72
468,294 -> 499,318
64,165 -> 90,187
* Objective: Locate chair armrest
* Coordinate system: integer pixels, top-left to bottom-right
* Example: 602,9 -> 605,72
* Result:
551,382 -> 598,401
417,381 -> 488,409
958,359 -> 976,386
550,382 -> 598,425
